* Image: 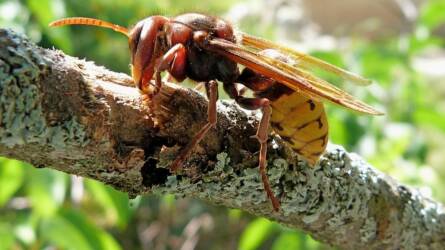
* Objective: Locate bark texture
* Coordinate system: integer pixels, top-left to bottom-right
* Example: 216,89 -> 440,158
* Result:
1,29 -> 444,249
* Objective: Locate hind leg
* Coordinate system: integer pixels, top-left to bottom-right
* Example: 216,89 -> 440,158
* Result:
239,97 -> 280,211
224,82 -> 280,211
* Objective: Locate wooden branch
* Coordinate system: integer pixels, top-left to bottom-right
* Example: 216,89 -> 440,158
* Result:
1,28 -> 444,249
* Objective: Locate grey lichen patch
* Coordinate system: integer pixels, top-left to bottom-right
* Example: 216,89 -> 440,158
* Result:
155,143 -> 380,225
44,117 -> 89,147
360,217 -> 377,242
156,150 -> 286,208
399,187 -> 445,249
279,146 -> 378,231
195,152 -> 287,208
0,29 -> 89,148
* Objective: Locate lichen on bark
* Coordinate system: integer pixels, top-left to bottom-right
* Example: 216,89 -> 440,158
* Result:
0,29 -> 87,148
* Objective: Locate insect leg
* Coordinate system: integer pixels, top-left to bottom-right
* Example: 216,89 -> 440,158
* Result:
170,80 -> 218,172
240,97 -> 280,211
152,43 -> 187,95
223,82 -> 280,211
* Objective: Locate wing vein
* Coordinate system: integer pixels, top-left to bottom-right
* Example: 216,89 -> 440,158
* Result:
206,38 -> 382,115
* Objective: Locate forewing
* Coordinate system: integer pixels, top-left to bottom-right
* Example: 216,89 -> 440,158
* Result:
206,38 -> 383,115
240,33 -> 372,86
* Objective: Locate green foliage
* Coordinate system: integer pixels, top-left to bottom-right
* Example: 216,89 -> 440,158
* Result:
40,208 -> 121,250
0,223 -> 15,250
271,231 -> 301,250
1,0 -> 445,249
239,218 -> 276,250
0,159 -> 124,249
84,179 -> 132,229
418,0 -> 445,31
26,0 -> 73,52
26,166 -> 68,216
0,158 -> 24,206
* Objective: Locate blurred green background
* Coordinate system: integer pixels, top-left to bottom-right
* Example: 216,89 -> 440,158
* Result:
1,0 -> 445,249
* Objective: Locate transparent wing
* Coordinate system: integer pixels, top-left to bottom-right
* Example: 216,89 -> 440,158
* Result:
206,38 -> 383,115
240,33 -> 372,86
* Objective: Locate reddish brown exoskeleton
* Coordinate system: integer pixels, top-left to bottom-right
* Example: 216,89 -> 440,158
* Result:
50,14 -> 382,211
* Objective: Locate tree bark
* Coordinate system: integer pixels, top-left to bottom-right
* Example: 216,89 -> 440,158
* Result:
1,28 -> 444,249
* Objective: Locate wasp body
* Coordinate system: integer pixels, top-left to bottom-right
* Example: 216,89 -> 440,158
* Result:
237,49 -> 329,165
270,92 -> 328,165
50,13 -> 382,211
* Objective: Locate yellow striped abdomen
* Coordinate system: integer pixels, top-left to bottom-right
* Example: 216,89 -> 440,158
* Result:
270,92 -> 328,165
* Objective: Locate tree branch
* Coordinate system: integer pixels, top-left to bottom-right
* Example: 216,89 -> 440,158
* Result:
1,29 -> 444,249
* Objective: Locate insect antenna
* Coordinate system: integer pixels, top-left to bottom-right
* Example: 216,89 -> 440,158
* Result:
49,17 -> 129,37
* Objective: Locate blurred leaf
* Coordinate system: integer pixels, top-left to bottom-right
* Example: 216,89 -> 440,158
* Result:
344,115 -> 366,147
408,30 -> 443,53
61,209 -> 121,250
419,0 -> 445,30
327,112 -> 348,147
26,0 -> 52,24
228,208 -> 242,222
40,214 -> 92,250
303,235 -> 322,249
26,167 -> 68,217
360,43 -> 406,84
414,107 -> 445,133
85,179 -> 131,229
238,218 -> 275,250
0,158 -> 24,206
327,111 -> 366,149
27,0 -> 73,52
272,232 -> 300,250
153,0 -> 237,15
0,223 -> 15,250
40,208 -> 121,250
161,194 -> 176,209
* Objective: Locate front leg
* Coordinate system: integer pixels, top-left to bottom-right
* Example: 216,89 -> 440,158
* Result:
151,43 -> 187,96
